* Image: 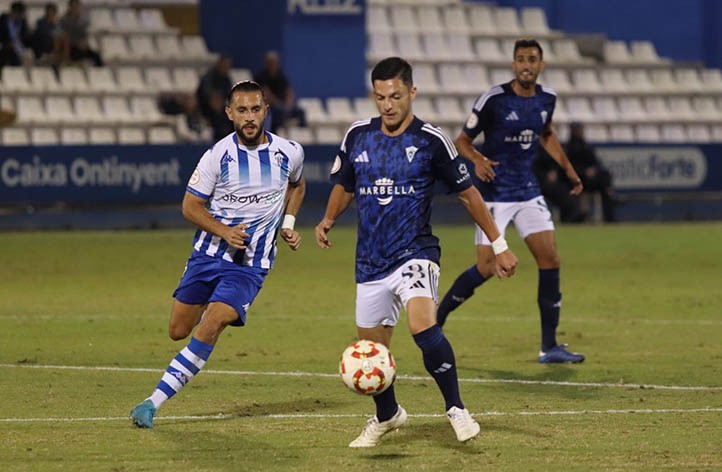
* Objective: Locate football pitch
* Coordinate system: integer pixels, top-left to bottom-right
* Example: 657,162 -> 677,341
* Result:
1,223 -> 721,471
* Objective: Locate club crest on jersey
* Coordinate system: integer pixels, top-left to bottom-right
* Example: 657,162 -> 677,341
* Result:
504,129 -> 535,150
359,177 -> 415,206
405,146 -> 418,163
541,110 -> 548,123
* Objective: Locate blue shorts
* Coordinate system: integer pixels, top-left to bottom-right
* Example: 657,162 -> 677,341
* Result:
172,253 -> 267,326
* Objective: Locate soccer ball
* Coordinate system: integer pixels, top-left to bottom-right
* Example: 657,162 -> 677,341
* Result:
339,340 -> 396,395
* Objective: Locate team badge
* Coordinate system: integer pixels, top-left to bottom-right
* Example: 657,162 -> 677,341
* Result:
541,110 -> 548,123
189,168 -> 200,185
465,113 -> 478,129
405,146 -> 418,163
331,155 -> 342,174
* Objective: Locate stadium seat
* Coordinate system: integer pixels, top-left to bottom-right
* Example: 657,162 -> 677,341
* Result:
687,124 -> 711,143
128,35 -> 158,61
45,96 -> 77,124
115,66 -> 147,93
29,66 -> 62,93
584,124 -> 610,143
16,96 -> 47,124
58,67 -> 90,94
88,127 -> 117,144
31,128 -> 59,145
494,7 -> 522,35
117,127 -> 146,144
326,97 -> 356,125
1,67 -> 32,93
353,97 -> 377,119
173,67 -> 201,93
155,35 -> 183,61
416,6 -> 444,34
412,96 -> 438,123
692,97 -> 722,121
541,69 -> 573,93
413,63 -> 440,94
396,33 -> 425,61
314,126 -> 343,145
26,6 -> 43,29
591,97 -> 619,122
297,98 -> 329,125
89,7 -> 116,33
553,39 -> 592,64
147,126 -> 176,144
643,97 -> 672,122
60,128 -> 88,145
103,96 -> 135,124
650,69 -> 680,92
700,69 -> 722,92
434,96 -> 466,123
489,68 -> 513,86
100,35 -> 132,62
617,97 -> 647,122
441,5 -> 470,34
422,33 -> 451,62
636,124 -> 661,142
113,8 -> 142,33
74,96 -> 106,123
144,66 -> 174,93
130,96 -> 166,124
367,32 -> 397,61
599,68 -> 629,93
499,38 -> 516,59
565,97 -> 595,122
1,128 -> 30,146
630,40 -> 669,64
438,63 -> 475,94
712,125 -> 722,142
286,126 -> 314,145
182,36 -> 217,62
87,67 -> 119,94
660,124 -> 687,143
468,4 -> 497,36
138,9 -> 174,33
624,68 -> 655,93
609,124 -> 635,142
447,33 -> 476,61
603,40 -> 633,64
668,97 -> 695,122
463,64 -> 491,92
537,38 -> 556,62
389,5 -> 419,33
474,38 -> 505,64
551,97 -> 569,123
520,7 -> 555,36
673,69 -> 703,92
571,69 -> 603,94
367,5 -> 391,34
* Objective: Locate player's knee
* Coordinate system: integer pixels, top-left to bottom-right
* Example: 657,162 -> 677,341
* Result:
475,257 -> 495,278
168,324 -> 192,341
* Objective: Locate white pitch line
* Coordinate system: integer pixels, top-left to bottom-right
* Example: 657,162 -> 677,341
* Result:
2,408 -> 722,424
1,363 -> 721,391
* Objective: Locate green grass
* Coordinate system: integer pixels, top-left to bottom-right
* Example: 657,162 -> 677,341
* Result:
1,223 -> 721,471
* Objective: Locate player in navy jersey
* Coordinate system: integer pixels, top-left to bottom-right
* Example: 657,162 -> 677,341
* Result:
437,38 -> 586,364
129,81 -> 305,428
315,57 -> 517,447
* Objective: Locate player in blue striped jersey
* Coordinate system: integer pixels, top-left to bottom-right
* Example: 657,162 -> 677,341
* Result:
130,80 -> 305,428
438,38 -> 586,364
315,57 -> 517,447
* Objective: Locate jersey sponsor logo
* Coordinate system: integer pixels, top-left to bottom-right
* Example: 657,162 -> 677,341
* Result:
504,129 -> 536,150
330,155 -> 342,174
220,151 -> 234,165
219,190 -> 282,205
505,111 -> 520,121
465,113 -> 478,129
405,146 -> 418,163
358,177 -> 415,206
354,151 -> 369,163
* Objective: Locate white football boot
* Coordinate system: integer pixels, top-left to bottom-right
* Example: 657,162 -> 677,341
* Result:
349,405 -> 408,448
447,406 -> 480,442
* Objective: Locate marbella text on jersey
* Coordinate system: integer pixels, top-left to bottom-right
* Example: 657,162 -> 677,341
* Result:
1,155 -> 182,192
358,177 -> 416,206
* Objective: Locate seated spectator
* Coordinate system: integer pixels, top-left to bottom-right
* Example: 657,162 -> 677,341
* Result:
566,122 -> 617,222
196,55 -> 233,121
58,0 -> 103,66
207,90 -> 233,142
158,92 -> 212,143
533,147 -> 587,223
32,2 -> 61,64
0,1 -> 31,69
253,50 -> 306,133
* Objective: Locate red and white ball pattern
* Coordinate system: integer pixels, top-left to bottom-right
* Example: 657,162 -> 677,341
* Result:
339,340 -> 396,395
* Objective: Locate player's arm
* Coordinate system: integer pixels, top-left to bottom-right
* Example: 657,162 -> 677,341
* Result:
455,131 -> 497,182
539,123 -> 583,196
181,192 -> 248,250
457,186 -> 518,278
280,176 -> 306,251
315,184 -> 353,249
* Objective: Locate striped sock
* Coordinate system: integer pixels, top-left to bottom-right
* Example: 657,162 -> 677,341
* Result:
147,337 -> 214,409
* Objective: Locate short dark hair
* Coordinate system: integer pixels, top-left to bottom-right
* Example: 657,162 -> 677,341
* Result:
10,1 -> 26,13
513,38 -> 543,60
226,80 -> 266,105
371,57 -> 413,89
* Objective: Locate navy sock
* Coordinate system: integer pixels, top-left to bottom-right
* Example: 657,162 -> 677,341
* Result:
413,324 -> 462,411
538,268 -> 561,351
373,385 -> 398,422
437,265 -> 487,326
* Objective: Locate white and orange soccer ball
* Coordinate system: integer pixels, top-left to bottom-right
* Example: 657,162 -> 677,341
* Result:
339,340 -> 396,395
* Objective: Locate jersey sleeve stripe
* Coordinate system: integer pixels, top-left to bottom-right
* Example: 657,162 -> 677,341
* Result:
540,84 -> 557,96
472,85 -> 504,112
340,119 -> 371,153
186,186 -> 210,199
421,123 -> 458,158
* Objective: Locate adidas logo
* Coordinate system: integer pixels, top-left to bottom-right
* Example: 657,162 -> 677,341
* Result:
505,111 -> 520,121
433,362 -> 453,374
354,151 -> 369,163
410,280 -> 425,289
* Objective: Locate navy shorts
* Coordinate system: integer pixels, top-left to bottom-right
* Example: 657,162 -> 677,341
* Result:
173,253 -> 267,326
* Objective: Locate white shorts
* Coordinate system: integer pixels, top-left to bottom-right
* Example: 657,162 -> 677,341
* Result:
355,259 -> 440,328
475,196 -> 555,245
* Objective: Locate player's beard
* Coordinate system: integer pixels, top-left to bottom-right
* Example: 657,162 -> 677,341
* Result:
236,123 -> 264,146
516,71 -> 537,89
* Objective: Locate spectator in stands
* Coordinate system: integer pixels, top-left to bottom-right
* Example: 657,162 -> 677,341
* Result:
566,122 -> 617,222
31,2 -> 61,64
196,54 -> 233,121
0,1 -> 32,69
533,147 -> 587,223
158,92 -> 212,143
206,90 -> 233,142
253,50 -> 306,133
58,0 -> 103,67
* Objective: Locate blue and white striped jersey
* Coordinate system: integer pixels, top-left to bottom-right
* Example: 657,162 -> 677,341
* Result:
463,82 -> 556,202
332,116 -> 472,283
186,131 -> 304,269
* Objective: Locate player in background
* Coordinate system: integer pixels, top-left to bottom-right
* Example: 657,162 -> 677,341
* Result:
315,57 -> 517,447
437,38 -> 585,364
130,80 -> 305,428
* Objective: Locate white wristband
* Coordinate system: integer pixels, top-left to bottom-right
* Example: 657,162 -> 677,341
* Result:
281,214 -> 296,231
491,236 -> 508,255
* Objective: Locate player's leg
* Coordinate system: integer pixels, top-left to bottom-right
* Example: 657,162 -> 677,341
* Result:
349,280 -> 407,447
437,202 -> 509,326
400,260 -> 479,442
168,300 -> 206,341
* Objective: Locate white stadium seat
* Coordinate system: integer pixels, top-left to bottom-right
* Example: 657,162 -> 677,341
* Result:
630,40 -> 669,64
117,127 -> 146,144
468,4 -> 497,36
115,66 -> 147,93
286,126 -> 314,145
1,67 -> 32,93
494,7 -> 522,35
58,67 -> 90,93
16,96 -> 47,124
144,66 -> 174,93
31,128 -> 59,145
591,97 -> 619,122
45,96 -> 77,124
138,9 -> 173,33
474,38 -> 505,63
686,124 -> 711,142
441,6 -> 470,34
609,124 -> 635,142
617,97 -> 647,122
353,97 -> 377,119
326,97 -> 356,125
434,96 -> 466,123
520,7 -> 553,36
1,128 -> 30,146
603,40 -> 633,64
396,33 -> 424,61
389,5 -> 419,33
660,124 -> 687,143
147,126 -> 176,144
74,96 -> 106,123
60,128 -> 88,145
88,127 -> 117,144
599,68 -> 629,93
636,124 -> 661,143
541,69 -> 573,93
87,67 -> 119,94
297,98 -> 329,125
30,67 -> 62,93
100,35 -> 132,62
315,126 -> 343,145
413,64 -> 440,94
367,32 -> 397,61
571,69 -> 603,93
103,96 -> 135,124
366,5 -> 391,34
416,6 -> 444,34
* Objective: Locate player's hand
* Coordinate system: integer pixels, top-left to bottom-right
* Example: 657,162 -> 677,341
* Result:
494,249 -> 518,279
315,218 -> 335,249
474,155 -> 498,182
280,228 -> 301,251
569,176 -> 584,196
224,223 -> 249,250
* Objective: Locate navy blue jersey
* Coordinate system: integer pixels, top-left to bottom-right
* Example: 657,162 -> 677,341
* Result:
331,116 -> 472,283
463,82 -> 556,202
